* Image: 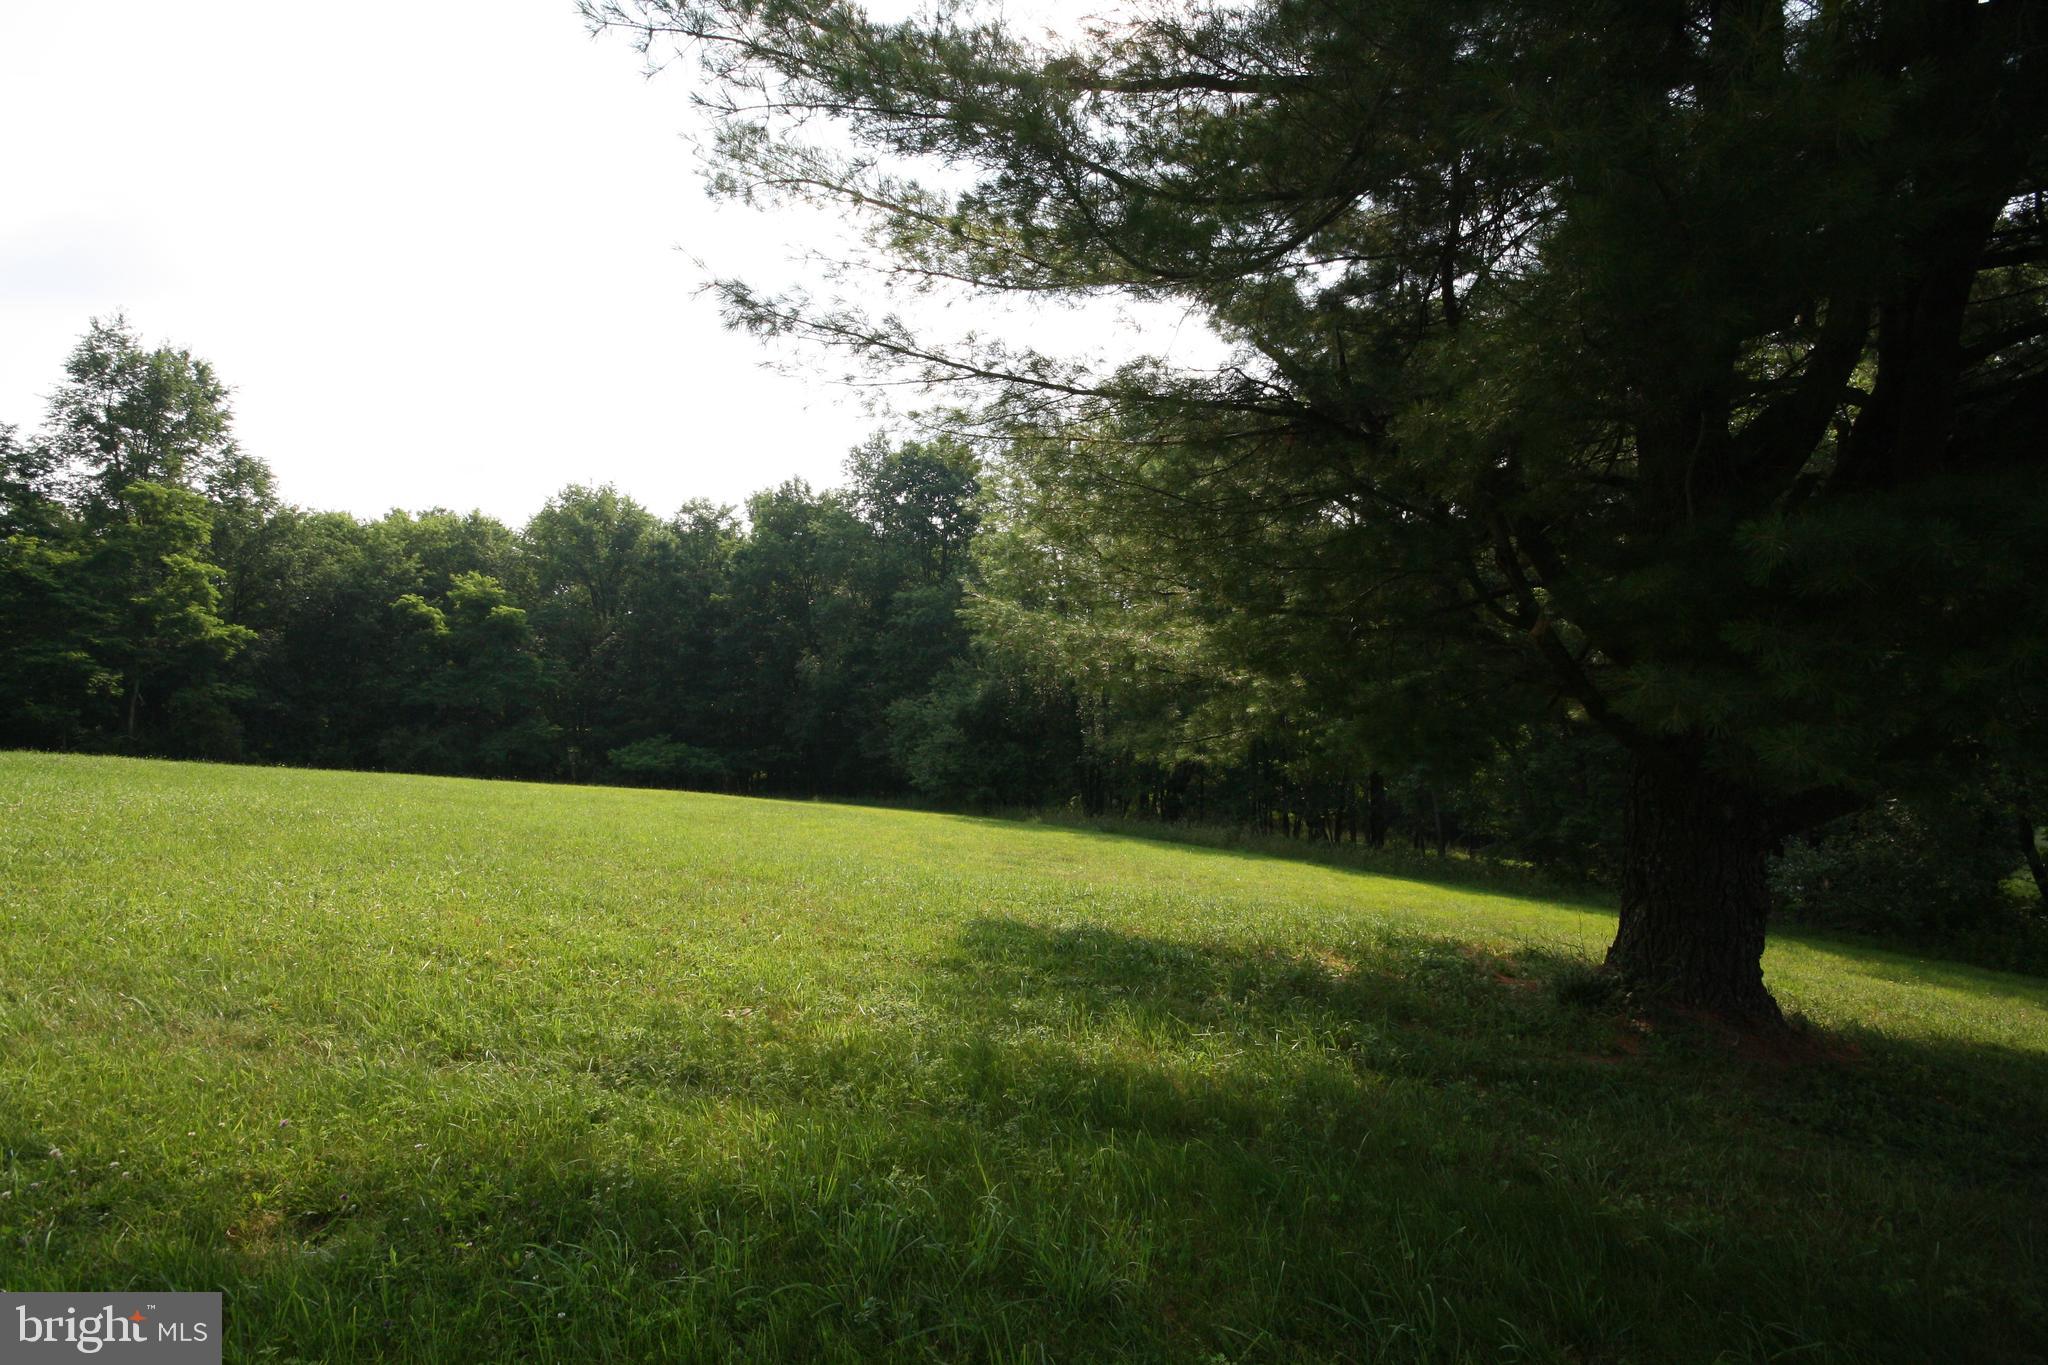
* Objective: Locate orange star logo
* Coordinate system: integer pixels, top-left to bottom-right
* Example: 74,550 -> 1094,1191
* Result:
129,1311 -> 147,1323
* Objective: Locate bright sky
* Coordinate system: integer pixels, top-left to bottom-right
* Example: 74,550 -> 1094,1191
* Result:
0,0 -> 889,523
1,0 -> 1217,525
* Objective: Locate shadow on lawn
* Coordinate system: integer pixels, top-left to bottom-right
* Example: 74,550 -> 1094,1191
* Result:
401,921 -> 2048,1353
928,917 -> 2048,1173
19,919 -> 2046,1363
928,806 -> 1611,908
930,810 -> 2048,1002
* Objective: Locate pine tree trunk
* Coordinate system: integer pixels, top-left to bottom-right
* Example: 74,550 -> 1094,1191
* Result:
1605,748 -> 1784,1026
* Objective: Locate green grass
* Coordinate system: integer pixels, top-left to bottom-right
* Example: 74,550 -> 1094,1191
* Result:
1,753 -> 2044,1363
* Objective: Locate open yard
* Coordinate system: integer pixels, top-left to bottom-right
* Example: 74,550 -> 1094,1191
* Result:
1,752 -> 2043,1362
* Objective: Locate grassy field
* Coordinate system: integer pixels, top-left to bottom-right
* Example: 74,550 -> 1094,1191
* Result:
1,753 -> 2044,1363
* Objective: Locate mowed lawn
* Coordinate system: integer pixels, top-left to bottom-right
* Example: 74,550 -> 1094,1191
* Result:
1,754 -> 2044,1363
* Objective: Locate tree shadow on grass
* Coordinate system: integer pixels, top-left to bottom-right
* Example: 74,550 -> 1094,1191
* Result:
922,807 -> 1615,910
932,917 -> 2048,1155
958,815 -> 2048,1021
10,917 -> 2046,1363
922,809 -> 2048,999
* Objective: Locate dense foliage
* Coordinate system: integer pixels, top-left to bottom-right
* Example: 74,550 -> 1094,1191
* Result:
3,316 -> 2040,964
580,0 -> 2048,1019
0,320 -> 1495,831
1,324 -> 958,795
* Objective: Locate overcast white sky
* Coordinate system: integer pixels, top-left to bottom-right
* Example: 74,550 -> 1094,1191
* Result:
0,1 -> 900,523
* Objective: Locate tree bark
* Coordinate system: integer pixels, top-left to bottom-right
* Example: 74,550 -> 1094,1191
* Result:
1367,771 -> 1387,849
1605,748 -> 1784,1026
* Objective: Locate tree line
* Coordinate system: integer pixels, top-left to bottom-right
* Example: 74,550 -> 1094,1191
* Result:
0,316 -> 1620,856
4,314 -> 2042,968
1,320 -> 954,793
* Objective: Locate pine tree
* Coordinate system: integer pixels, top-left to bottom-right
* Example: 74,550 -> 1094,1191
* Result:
591,0 -> 2048,1020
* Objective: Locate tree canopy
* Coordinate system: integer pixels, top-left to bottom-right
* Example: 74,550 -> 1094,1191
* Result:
586,0 -> 2048,1019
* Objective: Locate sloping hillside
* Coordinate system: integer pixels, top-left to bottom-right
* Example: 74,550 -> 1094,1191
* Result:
2,753 -> 2043,1361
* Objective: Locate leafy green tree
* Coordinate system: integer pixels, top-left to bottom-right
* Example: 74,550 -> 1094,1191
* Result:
0,425 -> 109,745
723,478 -> 873,789
44,316 -> 243,518
0,423 -> 62,539
203,450 -> 282,627
842,435 -> 983,773
606,734 -> 732,787
83,481 -> 254,744
383,572 -> 558,775
225,507 -> 535,773
846,433 -> 980,584
1771,789 -> 2033,951
593,0 -> 2048,1020
887,660 -> 1079,808
380,509 -> 522,601
1,322 -> 260,748
611,500 -> 744,780
523,485 -> 659,775
226,510 -> 419,765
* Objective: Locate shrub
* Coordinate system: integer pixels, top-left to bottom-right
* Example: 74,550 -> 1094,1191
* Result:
606,736 -> 731,788
1769,794 -> 2046,970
